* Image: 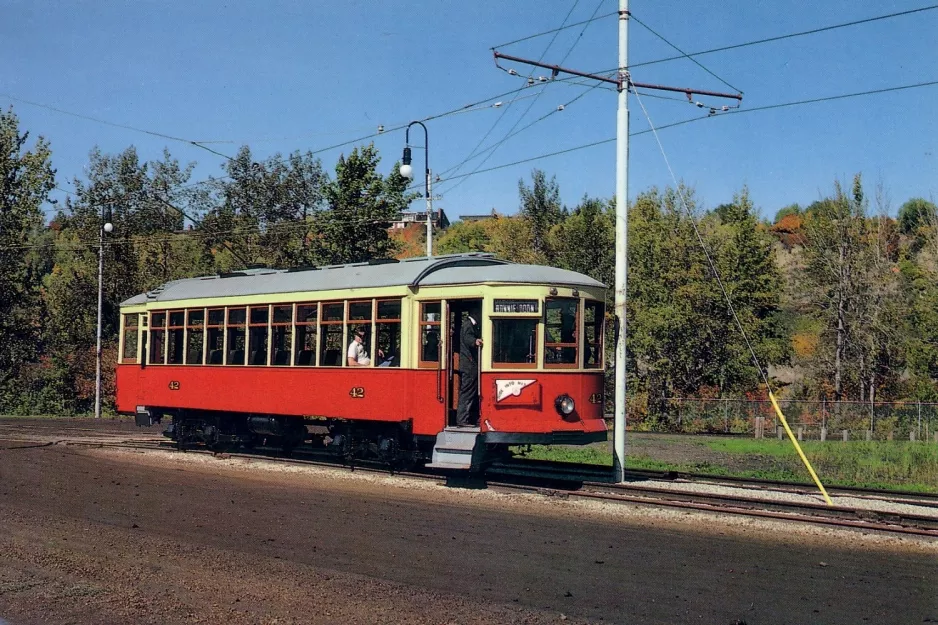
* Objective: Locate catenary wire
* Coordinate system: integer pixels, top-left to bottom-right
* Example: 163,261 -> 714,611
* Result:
629,13 -> 742,94
489,9 -> 617,49
436,78 -> 938,185
441,1 -> 584,182
440,0 -> 604,193
619,4 -> 938,72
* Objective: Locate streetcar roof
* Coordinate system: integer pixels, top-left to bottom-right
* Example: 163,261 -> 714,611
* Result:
121,253 -> 605,306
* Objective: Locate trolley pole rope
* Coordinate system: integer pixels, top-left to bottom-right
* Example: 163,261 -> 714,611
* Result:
769,392 -> 833,506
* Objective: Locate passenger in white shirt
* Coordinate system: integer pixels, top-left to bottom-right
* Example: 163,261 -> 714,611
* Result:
347,329 -> 382,366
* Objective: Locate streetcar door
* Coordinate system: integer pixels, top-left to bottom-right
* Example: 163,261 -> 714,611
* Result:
445,299 -> 483,427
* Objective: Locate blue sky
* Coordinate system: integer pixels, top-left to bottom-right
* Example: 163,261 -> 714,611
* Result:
2,1 -> 936,222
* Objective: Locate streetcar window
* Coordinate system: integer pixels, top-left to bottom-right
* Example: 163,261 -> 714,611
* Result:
273,305 -> 294,366
348,300 -> 372,321
226,307 -> 247,366
186,309 -> 204,365
545,298 -> 578,367
418,301 -> 441,368
167,310 -> 185,365
248,306 -> 269,366
122,314 -> 139,363
492,319 -> 538,367
376,299 -> 401,367
294,304 -> 316,366
149,311 -> 166,365
583,300 -> 605,369
320,302 -> 344,366
206,308 -> 224,365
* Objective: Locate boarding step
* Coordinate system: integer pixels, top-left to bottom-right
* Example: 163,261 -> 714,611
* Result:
427,428 -> 485,471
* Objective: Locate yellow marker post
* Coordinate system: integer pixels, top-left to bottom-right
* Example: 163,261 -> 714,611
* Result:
768,391 -> 833,506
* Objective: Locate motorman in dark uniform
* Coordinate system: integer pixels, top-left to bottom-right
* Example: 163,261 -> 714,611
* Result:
455,309 -> 483,427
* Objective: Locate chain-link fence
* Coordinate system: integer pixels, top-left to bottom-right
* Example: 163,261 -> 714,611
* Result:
626,397 -> 938,441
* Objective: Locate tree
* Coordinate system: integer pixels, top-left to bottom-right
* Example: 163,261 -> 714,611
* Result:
317,144 -> 411,265
897,197 -> 937,236
205,147 -> 327,269
548,195 -> 614,286
518,169 -> 564,260
0,109 -> 55,407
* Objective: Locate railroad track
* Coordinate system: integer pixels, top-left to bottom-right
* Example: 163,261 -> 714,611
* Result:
490,457 -> 938,509
47,438 -> 938,539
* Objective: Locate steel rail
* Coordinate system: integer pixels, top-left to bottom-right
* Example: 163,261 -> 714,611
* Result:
50,439 -> 938,539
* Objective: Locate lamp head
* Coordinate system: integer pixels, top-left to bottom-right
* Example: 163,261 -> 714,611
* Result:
399,146 -> 413,179
103,222 -> 114,234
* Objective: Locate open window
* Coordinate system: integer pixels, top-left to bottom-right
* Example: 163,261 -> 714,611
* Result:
294,303 -> 317,366
376,299 -> 401,367
320,302 -> 344,366
226,307 -> 246,366
346,300 -> 373,367
418,301 -> 442,368
248,306 -> 269,366
206,308 -> 225,365
186,309 -> 205,365
583,300 -> 605,369
149,311 -> 166,364
167,310 -> 185,365
272,304 -> 294,366
122,314 -> 139,363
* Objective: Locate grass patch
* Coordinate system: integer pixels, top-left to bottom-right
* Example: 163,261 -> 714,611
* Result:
512,437 -> 938,493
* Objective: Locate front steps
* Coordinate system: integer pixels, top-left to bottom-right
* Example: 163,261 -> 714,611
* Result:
425,427 -> 485,471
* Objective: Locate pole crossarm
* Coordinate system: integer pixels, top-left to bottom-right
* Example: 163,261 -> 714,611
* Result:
493,50 -> 743,102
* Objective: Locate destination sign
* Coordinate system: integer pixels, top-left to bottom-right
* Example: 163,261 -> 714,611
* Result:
494,299 -> 539,314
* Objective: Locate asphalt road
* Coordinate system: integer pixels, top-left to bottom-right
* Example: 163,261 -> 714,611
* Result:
0,424 -> 935,624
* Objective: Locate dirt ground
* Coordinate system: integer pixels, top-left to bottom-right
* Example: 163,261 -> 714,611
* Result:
0,418 -> 936,624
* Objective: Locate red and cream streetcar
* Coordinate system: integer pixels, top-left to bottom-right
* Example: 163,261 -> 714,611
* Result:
116,253 -> 607,470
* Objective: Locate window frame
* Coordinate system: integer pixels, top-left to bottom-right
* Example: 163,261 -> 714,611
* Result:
205,307 -> 225,366
272,303 -> 296,367
185,308 -> 206,366
225,306 -> 247,366
491,317 -> 539,370
121,313 -> 139,364
149,310 -> 167,365
375,298 -> 402,368
166,309 -> 186,365
294,302 -> 319,367
417,300 -> 443,369
247,305 -> 271,366
544,297 -> 579,369
583,299 -> 605,370
319,301 -> 345,367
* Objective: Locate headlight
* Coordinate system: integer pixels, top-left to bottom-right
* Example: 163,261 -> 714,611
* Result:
555,394 -> 576,416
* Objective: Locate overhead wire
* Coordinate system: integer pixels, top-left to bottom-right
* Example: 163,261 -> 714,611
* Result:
439,0 -> 584,184
436,78 -> 938,182
440,0 -> 606,194
618,4 -> 938,72
629,13 -> 742,94
489,9 -> 617,49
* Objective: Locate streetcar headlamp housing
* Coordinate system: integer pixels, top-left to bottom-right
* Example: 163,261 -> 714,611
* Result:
555,394 -> 576,417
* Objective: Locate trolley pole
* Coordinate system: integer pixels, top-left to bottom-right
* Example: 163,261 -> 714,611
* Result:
491,5 -> 742,483
612,0 -> 629,482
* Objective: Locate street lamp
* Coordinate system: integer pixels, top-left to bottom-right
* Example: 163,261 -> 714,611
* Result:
95,209 -> 114,419
399,121 -> 433,258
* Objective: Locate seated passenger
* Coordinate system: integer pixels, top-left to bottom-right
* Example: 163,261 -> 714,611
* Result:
347,329 -> 383,367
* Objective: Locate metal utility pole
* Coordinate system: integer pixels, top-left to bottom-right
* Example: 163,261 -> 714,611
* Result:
613,0 -> 629,483
493,6 -> 741,483
95,210 -> 114,420
426,168 -> 433,257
